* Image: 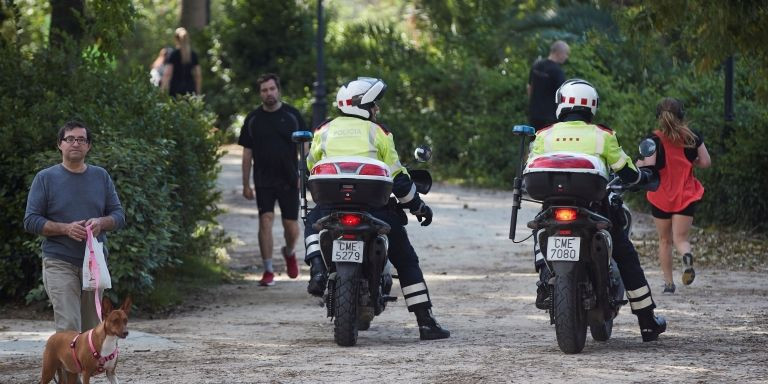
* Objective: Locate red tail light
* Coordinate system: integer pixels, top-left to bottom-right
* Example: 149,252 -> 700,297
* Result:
312,163 -> 338,175
340,214 -> 362,227
554,208 -> 578,221
529,154 -> 595,169
337,162 -> 362,173
359,164 -> 389,176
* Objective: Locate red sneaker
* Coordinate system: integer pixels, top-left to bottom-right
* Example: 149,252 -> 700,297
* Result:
259,271 -> 275,286
283,247 -> 299,279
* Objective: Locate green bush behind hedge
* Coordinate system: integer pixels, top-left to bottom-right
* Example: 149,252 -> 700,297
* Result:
0,46 -> 224,303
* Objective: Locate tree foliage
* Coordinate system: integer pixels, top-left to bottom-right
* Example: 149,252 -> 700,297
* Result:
616,0 -> 768,97
0,1 -> 225,305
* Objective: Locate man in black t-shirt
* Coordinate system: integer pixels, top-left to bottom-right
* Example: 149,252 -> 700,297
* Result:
238,73 -> 307,286
527,40 -> 569,130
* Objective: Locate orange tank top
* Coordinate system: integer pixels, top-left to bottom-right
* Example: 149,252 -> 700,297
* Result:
646,130 -> 704,212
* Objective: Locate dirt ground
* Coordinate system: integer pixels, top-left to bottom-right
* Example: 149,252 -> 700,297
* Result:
2,145 -> 767,383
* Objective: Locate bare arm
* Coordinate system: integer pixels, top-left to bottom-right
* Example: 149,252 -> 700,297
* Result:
242,148 -> 255,200
193,65 -> 202,95
693,143 -> 711,168
527,83 -> 532,98
161,64 -> 174,92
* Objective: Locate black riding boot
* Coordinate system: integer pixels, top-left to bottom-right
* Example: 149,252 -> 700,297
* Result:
637,309 -> 667,342
414,308 -> 451,340
307,256 -> 327,297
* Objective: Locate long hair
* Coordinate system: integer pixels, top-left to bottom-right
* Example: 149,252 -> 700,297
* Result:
656,97 -> 696,148
174,27 -> 191,64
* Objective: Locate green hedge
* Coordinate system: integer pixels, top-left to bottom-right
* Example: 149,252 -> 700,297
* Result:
0,45 -> 224,303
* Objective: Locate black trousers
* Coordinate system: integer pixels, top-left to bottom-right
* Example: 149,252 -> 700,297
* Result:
304,204 -> 431,311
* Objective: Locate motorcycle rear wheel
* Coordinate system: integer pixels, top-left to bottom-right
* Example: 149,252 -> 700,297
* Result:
333,263 -> 360,346
553,268 -> 588,354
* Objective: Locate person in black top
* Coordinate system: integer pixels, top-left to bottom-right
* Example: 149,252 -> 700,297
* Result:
238,73 -> 307,287
161,27 -> 202,97
527,40 -> 569,130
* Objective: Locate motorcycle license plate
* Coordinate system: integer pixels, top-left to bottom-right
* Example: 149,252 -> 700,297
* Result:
331,240 -> 364,263
546,236 -> 581,261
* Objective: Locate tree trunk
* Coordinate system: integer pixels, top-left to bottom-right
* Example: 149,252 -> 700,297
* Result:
180,0 -> 208,30
49,0 -> 85,47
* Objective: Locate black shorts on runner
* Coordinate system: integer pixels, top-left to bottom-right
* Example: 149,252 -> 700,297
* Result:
650,200 -> 699,219
255,186 -> 299,220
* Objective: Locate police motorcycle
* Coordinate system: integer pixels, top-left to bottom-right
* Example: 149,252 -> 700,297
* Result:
508,125 -> 658,354
293,130 -> 433,347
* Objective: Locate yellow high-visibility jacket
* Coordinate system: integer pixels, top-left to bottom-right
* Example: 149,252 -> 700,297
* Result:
308,116 -> 418,205
531,120 -> 638,177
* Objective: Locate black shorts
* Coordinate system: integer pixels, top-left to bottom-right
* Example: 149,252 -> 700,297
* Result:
650,200 -> 699,219
255,186 -> 299,220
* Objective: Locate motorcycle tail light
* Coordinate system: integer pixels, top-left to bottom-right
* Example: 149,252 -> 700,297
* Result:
359,164 -> 389,176
340,213 -> 362,227
554,207 -> 578,222
528,154 -> 595,169
337,162 -> 362,173
312,163 -> 338,175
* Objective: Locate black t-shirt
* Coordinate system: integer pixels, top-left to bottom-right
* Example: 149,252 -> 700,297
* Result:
238,104 -> 307,188
165,49 -> 199,97
647,130 -> 704,170
528,59 -> 565,128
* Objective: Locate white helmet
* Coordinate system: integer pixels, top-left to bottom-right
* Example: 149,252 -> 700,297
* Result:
336,77 -> 387,119
555,79 -> 599,120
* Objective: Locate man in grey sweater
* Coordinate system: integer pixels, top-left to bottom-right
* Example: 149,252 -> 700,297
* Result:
24,121 -> 125,333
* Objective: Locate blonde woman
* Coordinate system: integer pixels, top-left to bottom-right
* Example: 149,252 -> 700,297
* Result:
637,98 -> 711,293
161,27 -> 202,97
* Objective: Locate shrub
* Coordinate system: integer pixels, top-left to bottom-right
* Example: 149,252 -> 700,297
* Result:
0,44 -> 225,303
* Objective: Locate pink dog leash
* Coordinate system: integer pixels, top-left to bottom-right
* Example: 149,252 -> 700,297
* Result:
85,224 -> 102,321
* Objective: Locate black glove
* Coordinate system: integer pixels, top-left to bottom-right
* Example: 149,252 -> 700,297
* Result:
638,167 -> 651,184
410,201 -> 433,227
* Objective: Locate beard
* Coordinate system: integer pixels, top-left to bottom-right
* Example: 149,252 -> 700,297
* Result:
263,96 -> 278,107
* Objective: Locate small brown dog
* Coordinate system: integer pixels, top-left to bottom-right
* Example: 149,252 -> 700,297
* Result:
40,296 -> 132,384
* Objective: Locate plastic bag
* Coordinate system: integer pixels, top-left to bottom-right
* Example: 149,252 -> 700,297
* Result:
82,225 -> 112,291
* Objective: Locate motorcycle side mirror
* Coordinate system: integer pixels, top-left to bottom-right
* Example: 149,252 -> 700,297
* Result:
638,138 -> 656,158
414,145 -> 432,163
292,130 -> 313,143
512,125 -> 536,137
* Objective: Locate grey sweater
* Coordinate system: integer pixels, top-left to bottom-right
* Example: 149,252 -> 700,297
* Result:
24,164 -> 126,266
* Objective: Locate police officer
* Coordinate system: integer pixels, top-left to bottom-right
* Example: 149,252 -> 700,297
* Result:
303,77 -> 450,341
530,79 -> 667,342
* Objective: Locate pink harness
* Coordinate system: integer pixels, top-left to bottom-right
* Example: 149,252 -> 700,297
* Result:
69,329 -> 119,373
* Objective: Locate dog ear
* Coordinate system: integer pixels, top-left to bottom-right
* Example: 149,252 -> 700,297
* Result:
120,295 -> 133,315
102,296 -> 114,314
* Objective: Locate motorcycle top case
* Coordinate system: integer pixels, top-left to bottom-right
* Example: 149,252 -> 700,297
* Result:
523,152 -> 609,202
308,156 -> 394,208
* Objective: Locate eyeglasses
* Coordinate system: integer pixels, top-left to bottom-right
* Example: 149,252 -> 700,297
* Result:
62,136 -> 89,144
